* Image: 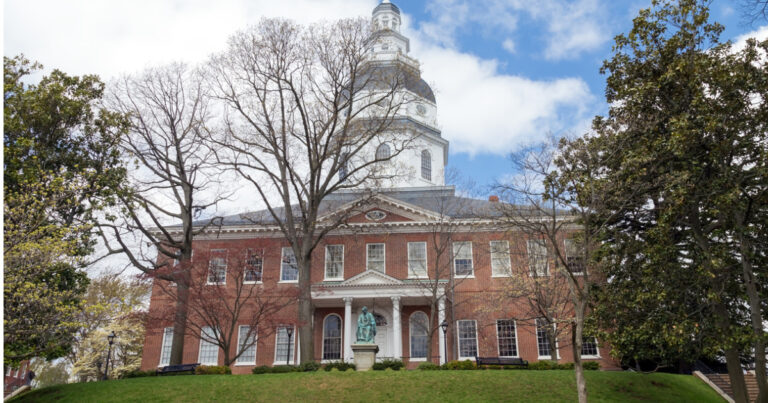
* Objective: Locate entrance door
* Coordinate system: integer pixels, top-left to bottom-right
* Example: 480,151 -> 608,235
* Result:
373,312 -> 390,360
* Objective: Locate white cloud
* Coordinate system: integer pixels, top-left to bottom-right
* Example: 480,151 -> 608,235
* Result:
733,25 -> 768,51
4,0 -> 377,80
419,0 -> 608,60
406,11 -> 595,156
502,38 -> 516,54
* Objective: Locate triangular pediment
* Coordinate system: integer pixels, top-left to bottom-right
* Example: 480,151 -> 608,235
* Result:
341,270 -> 404,286
318,194 -> 441,224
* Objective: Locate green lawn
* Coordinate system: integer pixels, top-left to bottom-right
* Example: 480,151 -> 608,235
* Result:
11,370 -> 723,402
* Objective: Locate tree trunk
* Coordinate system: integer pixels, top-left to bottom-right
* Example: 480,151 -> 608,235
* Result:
170,280 -> 190,366
739,233 -> 768,402
715,302 -> 749,403
548,324 -> 559,363
298,256 -> 313,363
572,309 -> 588,403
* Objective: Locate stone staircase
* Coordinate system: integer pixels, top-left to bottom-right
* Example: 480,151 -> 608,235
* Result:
702,372 -> 760,402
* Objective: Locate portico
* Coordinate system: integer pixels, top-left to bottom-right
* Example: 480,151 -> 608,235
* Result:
312,270 -> 447,364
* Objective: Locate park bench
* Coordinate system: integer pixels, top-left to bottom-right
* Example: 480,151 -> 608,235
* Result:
157,363 -> 200,375
475,356 -> 529,368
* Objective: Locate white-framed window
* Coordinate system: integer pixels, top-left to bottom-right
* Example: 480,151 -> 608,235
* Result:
565,239 -> 586,275
198,326 -> 219,365
207,249 -> 227,284
375,143 -> 391,160
325,245 -> 344,280
410,311 -> 429,360
5,366 -> 11,376
457,320 -> 478,359
582,336 -> 600,358
280,247 -> 299,282
159,327 -> 173,366
421,150 -> 432,181
536,318 -> 557,359
453,242 -> 473,277
236,325 -> 257,365
527,240 -> 549,277
367,243 -> 385,273
496,319 -> 518,357
245,249 -> 263,283
322,315 -> 342,361
274,326 -> 295,364
490,240 -> 511,277
407,242 -> 427,278
19,363 -> 26,378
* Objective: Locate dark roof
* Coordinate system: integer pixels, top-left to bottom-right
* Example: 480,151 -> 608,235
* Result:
373,2 -> 401,15
357,63 -> 436,104
194,187 -> 527,228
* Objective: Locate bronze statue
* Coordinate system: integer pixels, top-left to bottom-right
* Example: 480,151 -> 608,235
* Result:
355,306 -> 377,343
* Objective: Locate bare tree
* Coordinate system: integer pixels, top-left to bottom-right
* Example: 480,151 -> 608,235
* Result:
150,247 -> 296,367
205,18 -> 415,363
98,63 -> 227,366
740,0 -> 768,24
495,134 -> 615,403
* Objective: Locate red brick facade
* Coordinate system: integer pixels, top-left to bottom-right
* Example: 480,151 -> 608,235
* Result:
4,360 -> 30,396
140,198 -> 619,374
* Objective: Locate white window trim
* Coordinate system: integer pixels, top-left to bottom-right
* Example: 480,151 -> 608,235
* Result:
321,314 -> 343,362
581,336 -> 601,359
273,325 -> 297,366
536,320 -> 560,360
366,243 -> 386,273
409,311 -> 429,361
490,240 -> 512,278
453,242 -> 474,278
243,249 -> 264,285
495,319 -> 520,358
456,319 -> 478,361
206,249 -> 227,285
527,240 -> 550,277
407,242 -> 429,279
279,247 -> 299,284
158,327 -> 173,367
324,245 -> 344,281
235,325 -> 257,366
198,327 -> 220,366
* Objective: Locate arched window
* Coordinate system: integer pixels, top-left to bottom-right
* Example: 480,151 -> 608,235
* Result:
376,143 -> 391,160
410,311 -> 429,359
322,314 -> 342,360
421,150 -> 431,181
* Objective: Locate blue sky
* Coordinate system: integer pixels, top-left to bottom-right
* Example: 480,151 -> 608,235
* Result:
5,0 -> 768,203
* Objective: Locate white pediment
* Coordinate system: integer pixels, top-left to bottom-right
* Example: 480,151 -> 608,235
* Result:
341,270 -> 404,286
318,193 -> 442,224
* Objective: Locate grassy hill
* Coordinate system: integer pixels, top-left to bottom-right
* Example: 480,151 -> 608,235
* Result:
11,370 -> 723,402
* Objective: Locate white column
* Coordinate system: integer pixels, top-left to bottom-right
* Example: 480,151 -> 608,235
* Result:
343,297 -> 353,362
438,296 -> 446,364
391,296 -> 402,360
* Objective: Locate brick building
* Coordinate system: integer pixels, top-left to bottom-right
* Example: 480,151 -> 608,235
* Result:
4,360 -> 31,396
140,0 -> 618,374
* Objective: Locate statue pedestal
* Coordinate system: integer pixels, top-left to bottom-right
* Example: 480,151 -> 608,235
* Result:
351,344 -> 379,371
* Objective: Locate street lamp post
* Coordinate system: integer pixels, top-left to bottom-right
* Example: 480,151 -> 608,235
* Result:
440,320 -> 449,364
285,327 -> 293,366
103,331 -> 116,380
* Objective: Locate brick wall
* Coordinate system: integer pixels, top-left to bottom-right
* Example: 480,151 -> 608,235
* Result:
141,228 -> 620,371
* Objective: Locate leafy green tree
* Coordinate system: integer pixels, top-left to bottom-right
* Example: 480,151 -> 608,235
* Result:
4,179 -> 90,363
29,358 -> 70,389
68,273 -> 150,381
3,56 -> 127,365
581,1 -> 768,401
